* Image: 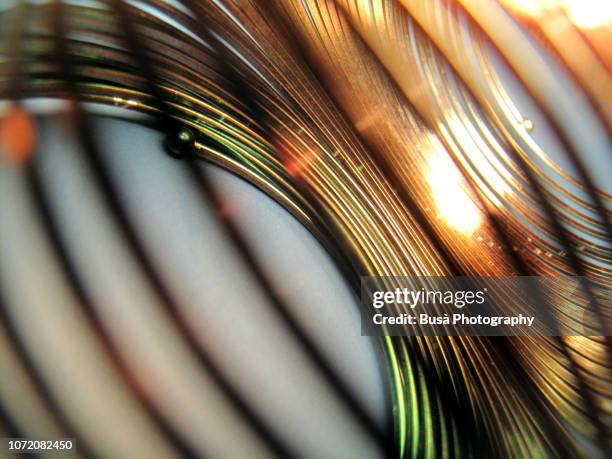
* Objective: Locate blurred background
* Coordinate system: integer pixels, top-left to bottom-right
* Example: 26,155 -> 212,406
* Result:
0,1 -> 610,458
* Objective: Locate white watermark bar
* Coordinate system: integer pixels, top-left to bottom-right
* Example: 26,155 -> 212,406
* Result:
0,438 -> 76,454
361,276 -> 608,336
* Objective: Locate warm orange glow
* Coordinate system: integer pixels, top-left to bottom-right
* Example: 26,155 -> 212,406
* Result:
0,105 -> 36,165
502,0 -> 612,29
502,0 -> 547,16
284,150 -> 319,179
427,154 -> 481,236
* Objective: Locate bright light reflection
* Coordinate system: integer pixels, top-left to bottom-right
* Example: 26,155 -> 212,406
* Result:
427,154 -> 481,236
503,0 -> 545,16
443,117 -> 510,207
562,0 -> 612,29
503,0 -> 612,29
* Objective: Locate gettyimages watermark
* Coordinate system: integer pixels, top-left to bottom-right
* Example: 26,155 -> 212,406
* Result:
361,276 -> 607,336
